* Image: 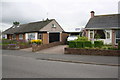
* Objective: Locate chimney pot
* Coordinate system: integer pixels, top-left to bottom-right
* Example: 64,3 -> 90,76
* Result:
90,11 -> 95,18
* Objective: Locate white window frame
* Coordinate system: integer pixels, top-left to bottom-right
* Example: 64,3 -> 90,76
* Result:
105,30 -> 111,39
89,30 -> 94,40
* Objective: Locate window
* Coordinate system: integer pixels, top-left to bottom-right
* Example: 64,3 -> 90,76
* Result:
116,30 -> 120,44
38,33 -> 42,39
90,30 -> 94,39
19,34 -> 23,39
52,24 -> 56,28
90,33 -> 93,38
28,33 -> 35,40
106,32 -> 110,39
94,30 -> 105,39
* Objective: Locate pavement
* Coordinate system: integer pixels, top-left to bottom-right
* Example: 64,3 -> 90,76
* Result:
2,44 -> 119,66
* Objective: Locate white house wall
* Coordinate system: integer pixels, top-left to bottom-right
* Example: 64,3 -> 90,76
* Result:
2,34 -> 7,39
104,30 -> 112,44
35,33 -> 38,40
25,33 -> 28,40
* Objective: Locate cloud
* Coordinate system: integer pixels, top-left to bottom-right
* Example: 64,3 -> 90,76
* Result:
1,0 -> 119,31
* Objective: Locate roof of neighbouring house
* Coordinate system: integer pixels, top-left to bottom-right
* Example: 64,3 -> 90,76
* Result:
3,19 -> 54,34
85,14 -> 120,29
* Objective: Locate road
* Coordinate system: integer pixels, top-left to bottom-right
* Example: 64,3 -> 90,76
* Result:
2,54 -> 118,78
2,50 -> 119,65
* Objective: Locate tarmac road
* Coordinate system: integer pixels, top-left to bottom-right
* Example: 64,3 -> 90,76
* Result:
2,54 -> 118,78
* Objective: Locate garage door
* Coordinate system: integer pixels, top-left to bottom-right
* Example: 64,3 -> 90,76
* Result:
49,33 -> 60,43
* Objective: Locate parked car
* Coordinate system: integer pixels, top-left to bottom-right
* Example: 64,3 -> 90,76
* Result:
67,36 -> 78,41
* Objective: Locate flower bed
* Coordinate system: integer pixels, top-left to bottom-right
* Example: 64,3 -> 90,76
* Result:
1,39 -> 31,50
2,44 -> 32,50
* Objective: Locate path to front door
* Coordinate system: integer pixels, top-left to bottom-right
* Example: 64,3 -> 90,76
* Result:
36,45 -> 68,54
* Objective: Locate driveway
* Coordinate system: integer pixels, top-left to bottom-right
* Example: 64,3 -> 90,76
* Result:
36,45 -> 68,54
20,45 -> 68,54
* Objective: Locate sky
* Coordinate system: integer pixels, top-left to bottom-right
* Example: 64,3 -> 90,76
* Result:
0,0 -> 119,31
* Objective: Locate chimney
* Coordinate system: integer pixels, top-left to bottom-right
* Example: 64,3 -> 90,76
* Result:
90,11 -> 95,18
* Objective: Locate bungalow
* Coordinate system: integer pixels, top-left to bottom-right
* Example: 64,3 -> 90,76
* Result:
3,19 -> 68,44
85,11 -> 120,46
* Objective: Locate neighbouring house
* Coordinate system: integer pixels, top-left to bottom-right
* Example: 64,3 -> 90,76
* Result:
84,11 -> 120,46
3,19 -> 68,44
66,28 -> 83,37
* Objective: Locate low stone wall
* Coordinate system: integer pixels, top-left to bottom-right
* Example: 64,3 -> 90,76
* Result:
64,48 -> 120,56
19,44 -> 32,49
1,44 -> 31,50
32,42 -> 64,52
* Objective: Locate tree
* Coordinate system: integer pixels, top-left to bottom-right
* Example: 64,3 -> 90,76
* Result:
13,21 -> 20,25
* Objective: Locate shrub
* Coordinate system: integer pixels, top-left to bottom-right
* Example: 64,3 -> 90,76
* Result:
69,41 -> 76,48
76,36 -> 88,41
76,41 -> 92,48
101,46 -> 109,50
31,39 -> 42,45
118,41 -> 120,50
68,36 -> 93,48
94,33 -> 101,40
83,41 -> 92,48
2,39 -> 17,45
94,41 -> 103,48
76,41 -> 83,48
2,39 -> 30,45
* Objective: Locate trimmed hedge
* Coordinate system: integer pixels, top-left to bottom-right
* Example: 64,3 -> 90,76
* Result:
118,41 -> 120,50
69,41 -> 76,48
76,41 -> 83,48
83,41 -> 92,48
94,41 -> 103,48
69,41 -> 92,48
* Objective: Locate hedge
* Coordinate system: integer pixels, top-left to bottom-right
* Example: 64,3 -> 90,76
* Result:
69,41 -> 92,48
69,41 -> 76,48
94,41 -> 103,48
83,41 -> 92,48
76,41 -> 83,48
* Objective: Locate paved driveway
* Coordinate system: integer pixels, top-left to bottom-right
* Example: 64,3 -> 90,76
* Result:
36,45 -> 68,54
20,45 -> 68,54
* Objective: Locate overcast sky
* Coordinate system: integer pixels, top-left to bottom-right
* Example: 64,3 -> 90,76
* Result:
0,0 -> 119,31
